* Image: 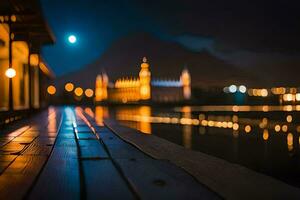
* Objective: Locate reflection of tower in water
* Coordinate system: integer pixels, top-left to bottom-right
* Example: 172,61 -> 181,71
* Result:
182,106 -> 192,149
138,106 -> 152,134
95,106 -> 109,126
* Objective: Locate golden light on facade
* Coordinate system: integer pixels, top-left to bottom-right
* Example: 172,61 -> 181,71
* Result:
245,125 -> 251,133
201,120 -> 208,126
65,82 -> 74,92
95,74 -> 108,101
232,123 -> 239,130
283,94 -> 295,102
11,15 -> 17,22
139,57 -> 151,100
47,85 -> 56,95
85,89 -> 94,98
261,89 -> 268,97
274,124 -> 281,132
5,68 -> 16,78
30,54 -> 39,66
286,115 -> 293,123
262,105 -> 269,112
74,87 -> 83,96
287,133 -> 293,151
282,125 -> 288,132
296,93 -> 300,101
232,105 -> 239,112
263,129 -> 269,141
271,87 -> 286,95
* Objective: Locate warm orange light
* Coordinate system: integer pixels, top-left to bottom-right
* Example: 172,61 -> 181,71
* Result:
232,123 -> 239,130
85,89 -> 94,98
274,124 -> 281,132
65,82 -> 74,92
286,115 -> 293,123
11,15 -> 16,22
282,125 -> 288,132
287,133 -> 293,151
74,87 -> 83,96
263,129 -> 269,140
232,105 -> 239,112
5,68 -> 16,78
296,93 -> 300,101
47,85 -> 56,95
283,94 -> 294,102
261,89 -> 268,97
245,125 -> 251,133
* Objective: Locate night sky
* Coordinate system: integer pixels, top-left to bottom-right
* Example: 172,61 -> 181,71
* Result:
41,0 -> 300,84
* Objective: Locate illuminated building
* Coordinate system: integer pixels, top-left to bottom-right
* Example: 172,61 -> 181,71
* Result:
95,57 -> 192,103
0,1 -> 55,126
95,73 -> 108,101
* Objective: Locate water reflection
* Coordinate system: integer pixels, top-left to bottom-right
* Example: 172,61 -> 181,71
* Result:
182,106 -> 192,149
95,106 -> 109,126
47,107 -> 57,134
174,105 -> 300,112
111,105 -> 300,187
116,106 -> 152,134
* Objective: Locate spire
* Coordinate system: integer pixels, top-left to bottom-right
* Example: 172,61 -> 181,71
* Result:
143,57 -> 147,63
141,56 -> 149,69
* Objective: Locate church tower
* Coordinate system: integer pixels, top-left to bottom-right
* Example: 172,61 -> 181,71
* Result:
180,68 -> 191,100
139,57 -> 151,100
95,73 -> 108,102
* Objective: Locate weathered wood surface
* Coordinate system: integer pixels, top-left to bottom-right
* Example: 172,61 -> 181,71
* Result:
83,159 -> 135,200
0,107 -> 220,200
0,107 -> 62,200
105,119 -> 300,200
0,155 -> 47,200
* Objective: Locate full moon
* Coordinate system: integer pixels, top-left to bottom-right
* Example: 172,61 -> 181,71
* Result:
68,35 -> 77,44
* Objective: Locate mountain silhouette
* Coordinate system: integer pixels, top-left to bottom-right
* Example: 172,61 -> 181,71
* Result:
55,32 -> 259,89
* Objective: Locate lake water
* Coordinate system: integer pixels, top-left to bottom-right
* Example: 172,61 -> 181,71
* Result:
90,105 -> 300,188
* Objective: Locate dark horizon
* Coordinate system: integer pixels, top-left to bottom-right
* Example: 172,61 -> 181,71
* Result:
41,0 -> 300,86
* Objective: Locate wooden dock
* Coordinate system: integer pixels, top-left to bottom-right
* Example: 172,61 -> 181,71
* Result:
0,107 -> 218,200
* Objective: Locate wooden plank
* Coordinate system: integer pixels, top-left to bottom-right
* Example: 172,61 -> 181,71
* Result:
0,155 -> 17,174
77,133 -> 97,140
57,132 -> 75,139
20,131 -> 40,137
79,140 -> 108,159
105,142 -> 148,159
0,142 -> 27,155
75,126 -> 93,133
97,130 -> 124,145
22,137 -> 55,156
82,160 -> 135,200
28,144 -> 80,199
12,136 -> 36,143
0,136 -> 14,147
0,155 -> 48,200
114,158 -> 218,200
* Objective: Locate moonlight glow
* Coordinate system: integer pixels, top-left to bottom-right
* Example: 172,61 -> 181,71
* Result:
68,35 -> 77,44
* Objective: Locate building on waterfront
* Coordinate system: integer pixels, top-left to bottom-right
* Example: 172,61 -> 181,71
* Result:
95,57 -> 191,103
0,0 -> 55,126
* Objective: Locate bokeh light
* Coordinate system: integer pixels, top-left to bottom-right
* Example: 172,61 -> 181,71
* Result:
65,82 -> 74,92
5,68 -> 16,78
85,89 -> 94,98
74,87 -> 83,96
47,85 -> 56,95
